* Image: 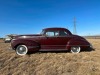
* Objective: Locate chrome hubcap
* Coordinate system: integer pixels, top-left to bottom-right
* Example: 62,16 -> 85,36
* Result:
71,46 -> 80,53
16,45 -> 28,55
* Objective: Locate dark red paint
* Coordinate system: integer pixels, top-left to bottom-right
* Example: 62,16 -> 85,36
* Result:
11,27 -> 92,52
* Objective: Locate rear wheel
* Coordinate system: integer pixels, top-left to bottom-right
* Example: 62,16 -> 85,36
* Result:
16,45 -> 28,56
71,46 -> 81,53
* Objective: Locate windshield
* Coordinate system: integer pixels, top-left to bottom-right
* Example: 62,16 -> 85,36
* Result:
40,30 -> 45,35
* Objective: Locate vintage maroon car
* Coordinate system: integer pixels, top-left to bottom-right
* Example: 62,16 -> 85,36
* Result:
11,27 -> 93,55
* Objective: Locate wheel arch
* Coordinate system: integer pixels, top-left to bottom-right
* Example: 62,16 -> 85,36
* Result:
66,39 -> 89,50
12,39 -> 40,50
14,43 -> 26,50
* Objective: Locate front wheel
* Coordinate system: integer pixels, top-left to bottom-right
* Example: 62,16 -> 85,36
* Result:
16,45 -> 28,56
71,46 -> 81,53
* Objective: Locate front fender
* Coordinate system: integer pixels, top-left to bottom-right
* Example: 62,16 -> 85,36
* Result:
11,39 -> 40,51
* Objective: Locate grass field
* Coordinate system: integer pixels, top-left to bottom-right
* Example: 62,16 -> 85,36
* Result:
0,39 -> 100,75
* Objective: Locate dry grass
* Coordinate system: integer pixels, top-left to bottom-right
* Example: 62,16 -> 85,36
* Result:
0,39 -> 100,75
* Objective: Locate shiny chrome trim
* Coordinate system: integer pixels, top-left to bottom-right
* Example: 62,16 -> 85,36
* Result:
39,49 -> 67,51
28,46 -> 39,48
67,45 -> 90,46
41,45 -> 90,46
41,45 -> 66,46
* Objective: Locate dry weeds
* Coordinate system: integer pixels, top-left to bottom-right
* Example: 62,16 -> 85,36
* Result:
0,39 -> 100,75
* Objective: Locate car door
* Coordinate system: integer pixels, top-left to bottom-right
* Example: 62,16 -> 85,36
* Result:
40,30 -> 62,50
56,30 -> 72,49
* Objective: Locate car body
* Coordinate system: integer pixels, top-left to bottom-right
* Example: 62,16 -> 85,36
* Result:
11,27 -> 93,55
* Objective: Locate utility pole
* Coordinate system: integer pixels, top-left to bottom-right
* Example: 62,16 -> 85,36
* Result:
73,17 -> 77,34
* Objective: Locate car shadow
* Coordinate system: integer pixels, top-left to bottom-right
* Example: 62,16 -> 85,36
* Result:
81,48 -> 95,52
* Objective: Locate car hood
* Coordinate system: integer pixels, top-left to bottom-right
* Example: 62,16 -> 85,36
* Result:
13,34 -> 42,39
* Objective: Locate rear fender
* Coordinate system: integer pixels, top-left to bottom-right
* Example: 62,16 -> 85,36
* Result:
67,39 -> 90,50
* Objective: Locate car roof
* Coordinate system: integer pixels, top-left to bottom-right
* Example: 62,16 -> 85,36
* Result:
43,27 -> 68,31
43,27 -> 72,35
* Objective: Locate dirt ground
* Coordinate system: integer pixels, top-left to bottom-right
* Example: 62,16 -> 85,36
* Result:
0,39 -> 100,75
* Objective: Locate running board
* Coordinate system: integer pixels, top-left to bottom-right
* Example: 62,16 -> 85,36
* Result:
39,49 -> 68,51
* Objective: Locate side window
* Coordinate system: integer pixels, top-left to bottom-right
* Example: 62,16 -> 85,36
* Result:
55,31 -> 59,36
45,31 -> 59,37
46,31 -> 54,36
59,31 -> 68,36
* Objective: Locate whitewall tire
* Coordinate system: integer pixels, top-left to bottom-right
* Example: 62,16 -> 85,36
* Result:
71,46 -> 81,53
16,45 -> 28,56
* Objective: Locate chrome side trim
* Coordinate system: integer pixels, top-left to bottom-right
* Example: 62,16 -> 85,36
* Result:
41,45 -> 90,46
39,49 -> 67,51
67,45 -> 90,46
41,45 -> 66,46
28,46 -> 39,48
